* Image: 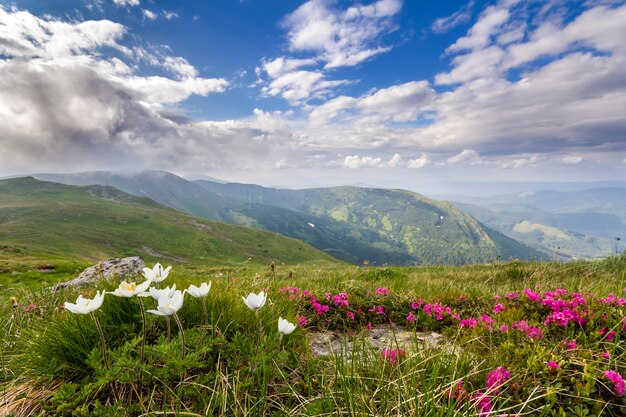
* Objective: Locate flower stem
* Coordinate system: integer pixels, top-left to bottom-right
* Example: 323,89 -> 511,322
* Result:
174,313 -> 186,357
137,297 -> 147,364
91,313 -> 108,369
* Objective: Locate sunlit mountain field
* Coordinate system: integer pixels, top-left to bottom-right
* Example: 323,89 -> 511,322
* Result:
2,255 -> 625,416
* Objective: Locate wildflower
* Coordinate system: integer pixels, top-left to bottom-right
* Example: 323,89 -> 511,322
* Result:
146,290 -> 184,316
111,280 -> 151,297
64,291 -> 105,314
381,348 -> 405,365
546,360 -> 561,371
524,288 -> 541,302
278,317 -> 296,336
493,303 -> 505,314
499,324 -> 509,333
411,300 -> 423,310
297,316 -> 308,327
375,287 -> 390,296
604,370 -> 626,396
561,339 -> 577,350
486,366 -> 511,393
602,351 -> 611,360
471,391 -> 493,416
142,263 -> 172,283
459,318 -> 478,328
406,312 -> 416,323
526,327 -> 543,340
140,284 -> 177,300
507,292 -> 518,299
346,311 -> 355,320
242,291 -> 267,312
448,380 -> 467,402
186,282 -> 211,298
23,303 -> 37,312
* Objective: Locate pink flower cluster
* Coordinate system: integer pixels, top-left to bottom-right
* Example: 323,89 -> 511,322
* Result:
331,293 -> 349,307
381,348 -> 405,365
561,339 -> 577,350
511,320 -> 543,340
604,370 -> 625,396
492,303 -> 505,314
486,366 -> 511,393
375,287 -> 390,296
601,294 -> 626,306
423,302 -> 452,321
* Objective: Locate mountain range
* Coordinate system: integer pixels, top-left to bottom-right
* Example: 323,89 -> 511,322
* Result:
0,177 -> 335,265
451,189 -> 626,259
32,171 -> 543,265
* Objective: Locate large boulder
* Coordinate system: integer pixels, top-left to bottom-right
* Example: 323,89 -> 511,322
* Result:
53,257 -> 145,290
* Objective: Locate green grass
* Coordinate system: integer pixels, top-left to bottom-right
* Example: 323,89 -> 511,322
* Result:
1,256 -> 625,416
0,177 -> 338,267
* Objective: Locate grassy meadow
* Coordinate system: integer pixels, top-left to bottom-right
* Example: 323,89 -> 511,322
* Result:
1,255 -> 626,416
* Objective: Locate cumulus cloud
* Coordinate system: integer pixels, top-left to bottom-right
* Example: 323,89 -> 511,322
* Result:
407,154 -> 431,168
562,156 -> 583,165
257,0 -> 402,104
343,155 -> 384,168
446,150 -> 482,165
284,0 -> 402,69
113,0 -> 139,7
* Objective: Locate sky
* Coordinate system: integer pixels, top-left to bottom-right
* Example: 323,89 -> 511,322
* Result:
1,0 -> 625,194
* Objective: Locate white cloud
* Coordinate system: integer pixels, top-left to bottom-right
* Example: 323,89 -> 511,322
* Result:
387,153 -> 402,167
500,155 -> 543,169
309,81 -> 434,126
284,0 -> 401,69
562,156 -> 583,165
407,154 -> 430,168
142,9 -> 157,20
113,0 -> 139,6
446,149 -> 482,165
432,1 -> 474,34
343,155 -> 384,168
446,5 -> 510,52
262,70 -> 349,105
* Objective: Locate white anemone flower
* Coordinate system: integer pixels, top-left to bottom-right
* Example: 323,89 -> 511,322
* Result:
147,290 -> 184,316
64,291 -> 105,314
186,282 -> 211,298
142,263 -> 172,283
242,291 -> 266,312
139,284 -> 177,300
278,317 -> 296,336
110,280 -> 152,297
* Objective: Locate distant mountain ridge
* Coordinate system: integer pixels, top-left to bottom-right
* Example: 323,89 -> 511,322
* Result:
34,171 -> 544,265
0,177 -> 336,265
452,188 -> 626,259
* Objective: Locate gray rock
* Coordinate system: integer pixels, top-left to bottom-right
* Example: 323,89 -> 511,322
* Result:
308,325 -> 456,360
53,257 -> 145,290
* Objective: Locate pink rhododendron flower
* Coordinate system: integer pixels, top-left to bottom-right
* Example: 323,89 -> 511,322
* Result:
524,288 -> 541,302
297,316 -> 308,327
459,318 -> 478,328
381,348 -> 405,365
561,339 -> 577,350
346,311 -> 355,320
499,324 -> 509,333
471,391 -> 493,416
486,366 -> 511,393
602,351 -> 611,360
375,287 -> 390,296
406,312 -> 416,323
448,380 -> 466,401
604,370 -> 626,396
493,303 -> 505,314
507,292 -> 518,299
546,360 -> 561,371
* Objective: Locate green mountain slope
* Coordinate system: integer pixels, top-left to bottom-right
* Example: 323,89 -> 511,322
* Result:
33,171 -> 543,265
0,177 -> 337,265
195,181 -> 544,264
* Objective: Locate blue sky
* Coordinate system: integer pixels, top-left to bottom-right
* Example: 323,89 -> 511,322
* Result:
1,0 -> 625,193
